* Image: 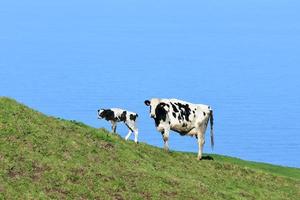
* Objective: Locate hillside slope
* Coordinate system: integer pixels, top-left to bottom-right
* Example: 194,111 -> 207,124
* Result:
0,97 -> 299,199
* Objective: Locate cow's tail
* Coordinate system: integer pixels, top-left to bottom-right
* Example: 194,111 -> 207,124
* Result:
209,108 -> 214,150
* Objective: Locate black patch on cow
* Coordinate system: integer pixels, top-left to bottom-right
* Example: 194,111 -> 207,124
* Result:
173,127 -> 195,136
170,102 -> 179,112
174,102 -> 192,122
130,114 -> 138,121
178,115 -> 182,120
173,129 -> 188,136
203,112 -> 206,116
154,103 -> 169,127
172,112 -> 176,118
100,109 -> 115,121
118,111 -> 127,122
193,110 -> 195,114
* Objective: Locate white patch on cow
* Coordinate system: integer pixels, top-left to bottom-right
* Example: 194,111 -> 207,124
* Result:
97,109 -> 104,119
149,98 -> 160,118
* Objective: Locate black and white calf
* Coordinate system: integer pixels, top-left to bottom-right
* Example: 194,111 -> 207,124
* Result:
144,98 -> 214,160
97,108 -> 139,143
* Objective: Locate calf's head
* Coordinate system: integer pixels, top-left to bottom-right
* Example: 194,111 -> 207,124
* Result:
97,109 -> 105,119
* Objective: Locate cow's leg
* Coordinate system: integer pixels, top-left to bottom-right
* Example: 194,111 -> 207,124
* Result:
111,121 -> 117,133
197,131 -> 205,160
162,129 -> 170,151
125,130 -> 132,141
133,129 -> 138,143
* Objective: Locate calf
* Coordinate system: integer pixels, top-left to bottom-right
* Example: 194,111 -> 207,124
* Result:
144,98 -> 214,160
97,108 -> 139,143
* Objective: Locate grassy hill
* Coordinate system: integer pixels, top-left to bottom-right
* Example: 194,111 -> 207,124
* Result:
0,97 -> 299,200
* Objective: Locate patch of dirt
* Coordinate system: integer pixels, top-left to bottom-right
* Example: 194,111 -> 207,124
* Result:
112,193 -> 124,200
63,151 -> 72,160
68,167 -> 85,183
31,162 -> 51,181
161,190 -> 178,197
140,191 -> 152,200
7,166 -> 24,178
103,176 -> 115,182
239,191 -> 255,200
101,142 -> 114,150
95,172 -> 115,182
164,178 -> 179,186
0,185 -> 5,193
71,167 -> 85,176
45,187 -> 69,197
5,135 -> 17,142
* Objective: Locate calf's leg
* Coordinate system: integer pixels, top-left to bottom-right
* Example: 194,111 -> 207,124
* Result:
125,130 -> 132,141
125,122 -> 139,143
111,121 -> 117,133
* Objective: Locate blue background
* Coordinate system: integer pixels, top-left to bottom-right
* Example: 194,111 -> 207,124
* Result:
1,1 -> 300,167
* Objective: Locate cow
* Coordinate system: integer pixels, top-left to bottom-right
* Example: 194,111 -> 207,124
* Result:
144,98 -> 214,160
97,108 -> 139,143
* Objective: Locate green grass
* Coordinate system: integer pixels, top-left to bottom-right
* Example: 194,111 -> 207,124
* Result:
0,97 -> 299,200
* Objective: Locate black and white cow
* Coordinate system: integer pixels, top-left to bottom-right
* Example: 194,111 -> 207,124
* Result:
144,98 -> 214,160
97,108 -> 139,143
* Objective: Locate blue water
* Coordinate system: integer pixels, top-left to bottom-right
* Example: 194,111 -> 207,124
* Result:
1,1 -> 300,167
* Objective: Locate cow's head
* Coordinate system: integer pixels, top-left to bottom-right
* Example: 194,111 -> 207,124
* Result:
144,99 -> 169,118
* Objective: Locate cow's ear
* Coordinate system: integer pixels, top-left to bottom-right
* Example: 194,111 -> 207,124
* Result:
144,100 -> 150,106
